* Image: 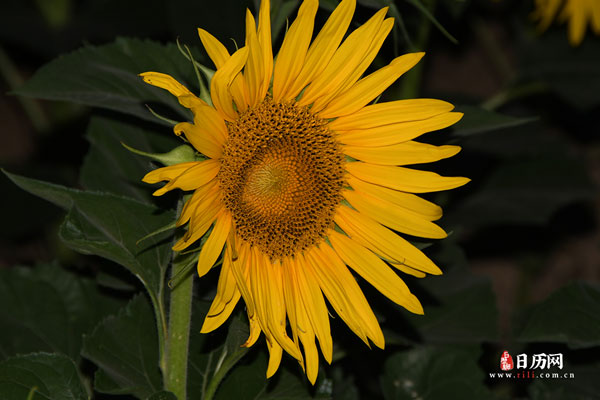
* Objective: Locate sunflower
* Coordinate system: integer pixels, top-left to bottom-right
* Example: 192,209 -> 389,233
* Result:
532,0 -> 600,46
140,0 -> 468,383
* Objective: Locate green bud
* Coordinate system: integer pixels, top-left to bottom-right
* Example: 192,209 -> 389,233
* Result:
121,143 -> 204,166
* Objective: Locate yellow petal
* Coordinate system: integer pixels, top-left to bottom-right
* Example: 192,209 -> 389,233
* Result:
291,265 -> 320,384
285,0 -> 356,99
293,254 -> 333,364
272,0 -> 319,101
211,46 -> 249,121
244,313 -> 262,347
139,72 -> 199,102
198,28 -> 250,111
346,162 -> 470,193
591,0 -> 600,34
198,28 -> 229,67
174,122 -> 222,159
173,189 -> 221,251
266,338 -> 283,378
329,99 -> 454,131
319,52 -> 424,118
177,180 -> 219,227
208,247 -> 239,315
337,112 -> 463,147
201,289 -> 240,333
533,0 -> 562,32
329,231 -> 423,314
281,258 -> 301,347
229,242 -> 256,320
244,11 -> 266,106
249,248 -> 303,362
344,141 -> 461,166
142,162 -> 199,184
197,211 -> 232,277
304,247 -> 369,344
306,244 -> 385,349
343,188 -> 447,239
334,206 -> 441,275
151,159 -> 220,196
200,253 -> 241,333
257,0 -> 273,98
297,8 -> 388,108
192,102 -> 228,144
565,0 -> 587,46
392,263 -> 426,278
309,17 -> 395,112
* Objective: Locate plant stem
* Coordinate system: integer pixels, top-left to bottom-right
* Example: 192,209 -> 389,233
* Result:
203,347 -> 248,400
398,0 -> 435,100
165,255 -> 195,400
154,291 -> 169,377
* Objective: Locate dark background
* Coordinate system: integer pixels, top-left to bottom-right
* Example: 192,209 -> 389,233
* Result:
1,0 -> 599,399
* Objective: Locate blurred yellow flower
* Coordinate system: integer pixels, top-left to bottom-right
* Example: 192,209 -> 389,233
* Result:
533,0 -> 600,46
141,0 -> 467,383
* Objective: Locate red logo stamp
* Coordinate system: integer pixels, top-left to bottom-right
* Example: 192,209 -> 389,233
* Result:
500,351 -> 514,371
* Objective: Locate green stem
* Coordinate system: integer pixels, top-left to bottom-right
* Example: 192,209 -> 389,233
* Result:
398,0 -> 435,99
165,254 -> 195,399
203,347 -> 248,400
155,292 -> 169,376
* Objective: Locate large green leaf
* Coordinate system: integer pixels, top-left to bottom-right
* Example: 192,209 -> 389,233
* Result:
380,346 -> 493,400
514,281 -> 600,349
0,353 -> 87,400
452,105 -> 537,138
395,244 -> 498,344
187,303 -> 251,400
82,294 -> 162,399
80,116 -> 180,203
4,171 -> 175,307
518,30 -> 600,110
185,301 -> 317,400
215,352 -> 321,400
447,156 -> 594,229
529,362 -> 600,400
15,38 -> 202,122
0,263 -> 122,362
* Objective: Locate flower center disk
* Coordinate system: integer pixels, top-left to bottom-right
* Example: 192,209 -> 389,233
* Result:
218,98 -> 345,260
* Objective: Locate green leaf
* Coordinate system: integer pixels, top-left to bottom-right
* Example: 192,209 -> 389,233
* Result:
380,346 -> 493,400
15,38 -> 203,122
0,353 -> 87,400
452,105 -> 537,137
184,301 -> 315,400
187,304 -> 251,400
529,362 -> 600,400
82,294 -> 162,399
147,391 -> 178,400
514,281 -> 600,349
518,30 -> 600,110
215,352 -> 318,400
4,170 -> 175,309
80,116 -> 181,203
404,244 -> 498,343
447,156 -> 594,228
0,263 -> 122,361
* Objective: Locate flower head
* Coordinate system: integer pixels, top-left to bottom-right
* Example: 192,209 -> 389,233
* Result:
141,0 -> 468,383
532,0 -> 600,46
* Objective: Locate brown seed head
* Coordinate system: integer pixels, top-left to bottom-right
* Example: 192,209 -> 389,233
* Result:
218,98 -> 345,260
